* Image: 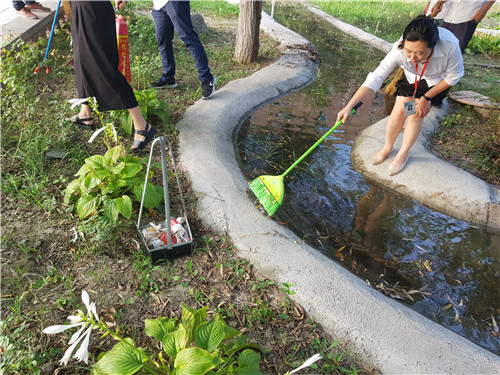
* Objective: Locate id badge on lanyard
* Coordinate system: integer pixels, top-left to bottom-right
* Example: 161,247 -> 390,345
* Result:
405,55 -> 430,117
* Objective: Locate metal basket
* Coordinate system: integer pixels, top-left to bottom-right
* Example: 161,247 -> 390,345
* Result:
136,137 -> 193,262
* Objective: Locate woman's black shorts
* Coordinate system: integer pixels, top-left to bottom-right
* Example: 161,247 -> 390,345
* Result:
395,77 -> 449,107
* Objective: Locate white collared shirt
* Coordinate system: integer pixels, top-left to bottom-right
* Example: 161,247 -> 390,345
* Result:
443,0 -> 488,24
153,0 -> 169,11
362,27 -> 464,92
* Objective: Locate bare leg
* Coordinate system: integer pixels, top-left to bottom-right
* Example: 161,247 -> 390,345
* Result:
128,106 -> 148,148
392,113 -> 424,167
374,96 -> 410,161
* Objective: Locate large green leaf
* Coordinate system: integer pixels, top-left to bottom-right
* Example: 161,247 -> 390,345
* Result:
103,198 -> 119,222
104,146 -> 123,165
224,336 -> 268,358
181,304 -> 208,345
162,325 -> 188,360
145,317 -> 176,342
85,155 -> 106,170
107,161 -> 126,176
133,181 -> 164,210
195,318 -> 225,352
223,325 -> 240,341
64,179 -> 80,202
94,169 -> 112,180
76,195 -> 96,219
75,164 -> 89,177
152,108 -> 170,125
237,350 -> 262,375
119,163 -> 143,179
84,174 -> 101,190
173,348 -> 221,375
115,195 -> 132,219
120,113 -> 133,136
93,345 -> 147,375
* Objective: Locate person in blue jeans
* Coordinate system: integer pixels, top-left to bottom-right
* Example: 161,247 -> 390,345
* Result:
12,1 -> 50,19
151,0 -> 216,99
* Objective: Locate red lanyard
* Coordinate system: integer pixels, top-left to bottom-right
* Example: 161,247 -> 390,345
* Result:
413,55 -> 431,97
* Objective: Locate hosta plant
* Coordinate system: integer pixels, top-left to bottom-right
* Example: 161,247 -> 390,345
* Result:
64,97 -> 164,222
64,144 -> 164,222
44,291 -> 267,375
92,303 -> 267,375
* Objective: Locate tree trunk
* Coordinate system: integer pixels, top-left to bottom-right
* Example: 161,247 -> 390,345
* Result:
234,0 -> 262,64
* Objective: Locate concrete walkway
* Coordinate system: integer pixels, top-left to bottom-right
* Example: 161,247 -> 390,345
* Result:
1,0 -> 62,48
178,10 -> 500,374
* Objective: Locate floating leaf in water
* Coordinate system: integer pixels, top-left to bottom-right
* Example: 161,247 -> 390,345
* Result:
492,316 -> 498,336
423,260 -> 433,272
442,303 -> 453,310
335,246 -> 345,261
429,192 -> 443,198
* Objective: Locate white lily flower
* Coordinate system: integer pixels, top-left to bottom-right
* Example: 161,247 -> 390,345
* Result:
68,98 -> 89,110
43,290 -> 98,366
74,327 -> 92,363
59,328 -> 87,366
90,302 -> 99,321
42,322 -> 84,334
88,123 -> 117,143
289,353 -> 322,374
68,324 -> 86,346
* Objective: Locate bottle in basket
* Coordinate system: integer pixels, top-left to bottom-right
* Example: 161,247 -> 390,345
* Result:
171,218 -> 190,242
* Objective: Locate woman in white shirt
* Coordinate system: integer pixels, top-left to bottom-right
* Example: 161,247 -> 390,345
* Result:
336,16 -> 464,176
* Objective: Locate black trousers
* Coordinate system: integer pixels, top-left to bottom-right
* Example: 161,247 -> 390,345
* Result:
442,20 -> 478,54
70,1 -> 137,111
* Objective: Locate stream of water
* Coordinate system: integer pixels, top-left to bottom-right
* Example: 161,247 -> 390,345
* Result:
237,4 -> 500,354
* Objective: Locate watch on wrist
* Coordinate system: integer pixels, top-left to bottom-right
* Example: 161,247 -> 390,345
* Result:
422,94 -> 432,101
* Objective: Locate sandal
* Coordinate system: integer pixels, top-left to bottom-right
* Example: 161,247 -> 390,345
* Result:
131,123 -> 157,153
66,114 -> 96,130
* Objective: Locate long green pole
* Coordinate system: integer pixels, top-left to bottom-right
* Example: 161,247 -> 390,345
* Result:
282,102 -> 363,178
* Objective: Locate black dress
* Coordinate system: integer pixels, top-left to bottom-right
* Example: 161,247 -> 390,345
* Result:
70,0 -> 137,111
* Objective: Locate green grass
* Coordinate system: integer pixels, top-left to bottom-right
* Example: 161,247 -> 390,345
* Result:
311,0 -> 424,42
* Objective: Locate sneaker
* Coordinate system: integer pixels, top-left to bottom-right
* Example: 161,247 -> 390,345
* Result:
25,2 -> 51,12
15,7 -> 38,18
151,77 -> 178,89
201,76 -> 216,100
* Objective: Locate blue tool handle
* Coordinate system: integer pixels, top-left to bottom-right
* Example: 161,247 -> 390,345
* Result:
43,0 -> 62,62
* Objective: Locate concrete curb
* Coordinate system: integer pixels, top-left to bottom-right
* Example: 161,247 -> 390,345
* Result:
177,10 -> 500,374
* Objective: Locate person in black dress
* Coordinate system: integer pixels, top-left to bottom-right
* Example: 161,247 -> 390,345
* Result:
67,0 -> 156,151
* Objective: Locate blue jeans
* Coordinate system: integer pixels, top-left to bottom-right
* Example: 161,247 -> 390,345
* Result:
152,1 -> 212,83
12,1 -> 35,11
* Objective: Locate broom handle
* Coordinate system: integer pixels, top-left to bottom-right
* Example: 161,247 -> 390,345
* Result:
282,102 -> 363,178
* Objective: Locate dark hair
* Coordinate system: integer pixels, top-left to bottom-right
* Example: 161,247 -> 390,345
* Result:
398,15 -> 439,49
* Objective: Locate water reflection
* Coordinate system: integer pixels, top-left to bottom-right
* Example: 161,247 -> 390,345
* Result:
237,3 -> 499,354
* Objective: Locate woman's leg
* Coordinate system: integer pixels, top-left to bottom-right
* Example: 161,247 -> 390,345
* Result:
374,96 -> 410,161
392,113 -> 424,167
128,106 -> 150,148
